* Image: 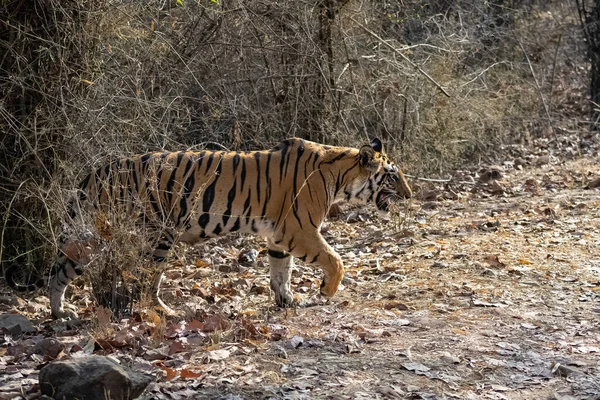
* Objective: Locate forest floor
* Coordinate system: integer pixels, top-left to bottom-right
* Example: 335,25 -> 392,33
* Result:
1,138 -> 599,400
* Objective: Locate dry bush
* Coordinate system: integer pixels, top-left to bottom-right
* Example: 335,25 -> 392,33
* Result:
0,0 -> 589,315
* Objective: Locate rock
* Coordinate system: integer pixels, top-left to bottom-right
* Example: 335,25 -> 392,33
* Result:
0,313 -> 36,334
440,351 -> 460,364
0,295 -> 26,307
514,158 -> 527,169
535,154 -> 551,166
289,335 -> 304,348
584,176 -> 600,189
478,167 -> 503,182
39,356 -> 153,400
237,248 -> 258,268
34,338 -> 66,359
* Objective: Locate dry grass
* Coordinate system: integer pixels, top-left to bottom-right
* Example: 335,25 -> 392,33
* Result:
0,0 -> 590,316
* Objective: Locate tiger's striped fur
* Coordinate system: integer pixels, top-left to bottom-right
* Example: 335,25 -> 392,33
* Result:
6,138 -> 411,319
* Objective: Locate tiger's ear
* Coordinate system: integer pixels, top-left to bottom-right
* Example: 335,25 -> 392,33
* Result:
359,145 -> 375,168
370,138 -> 383,153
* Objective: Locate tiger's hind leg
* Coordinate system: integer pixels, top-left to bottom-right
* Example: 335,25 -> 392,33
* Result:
267,239 -> 295,307
148,232 -> 180,316
49,239 -> 96,319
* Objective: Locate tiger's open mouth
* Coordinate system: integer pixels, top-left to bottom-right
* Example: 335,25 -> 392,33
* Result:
376,191 -> 395,212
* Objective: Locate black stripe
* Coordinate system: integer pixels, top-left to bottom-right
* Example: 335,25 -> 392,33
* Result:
308,212 -> 318,229
79,174 -> 91,191
321,150 -> 351,165
279,143 -> 289,184
201,156 -> 223,214
145,180 -> 161,216
339,160 -> 359,185
213,224 -> 222,236
312,153 -> 319,170
318,170 -> 329,206
223,177 -> 237,226
291,143 -> 305,229
196,151 -> 206,173
176,173 -> 194,226
283,145 -> 293,178
233,153 -> 241,172
243,189 -> 252,214
254,152 -> 261,204
231,217 -> 241,232
240,158 -> 247,188
140,153 -> 152,174
268,249 -> 290,259
165,158 -> 181,206
198,213 -> 210,229
205,153 -> 215,172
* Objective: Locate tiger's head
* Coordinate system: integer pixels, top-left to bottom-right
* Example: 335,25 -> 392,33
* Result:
349,138 -> 412,212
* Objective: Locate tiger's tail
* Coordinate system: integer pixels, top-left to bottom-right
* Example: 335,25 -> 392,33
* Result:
5,263 -> 48,292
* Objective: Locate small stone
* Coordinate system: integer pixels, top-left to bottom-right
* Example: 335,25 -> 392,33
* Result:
440,351 -> 460,364
585,176 -> 600,189
190,267 -> 213,279
535,154 -> 551,166
479,167 -> 503,182
34,338 -> 66,359
554,364 -> 578,377
238,249 -> 258,268
289,336 -> 304,348
0,296 -> 26,307
514,158 -> 527,169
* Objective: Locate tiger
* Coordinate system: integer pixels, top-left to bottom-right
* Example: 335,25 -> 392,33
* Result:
5,137 -> 412,319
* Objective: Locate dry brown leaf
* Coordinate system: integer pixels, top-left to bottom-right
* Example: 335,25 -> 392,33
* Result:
180,369 -> 203,379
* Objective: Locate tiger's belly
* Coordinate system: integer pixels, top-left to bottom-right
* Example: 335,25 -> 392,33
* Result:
178,217 -> 275,245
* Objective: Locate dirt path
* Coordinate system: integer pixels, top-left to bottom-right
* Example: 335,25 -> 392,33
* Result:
1,155 -> 599,400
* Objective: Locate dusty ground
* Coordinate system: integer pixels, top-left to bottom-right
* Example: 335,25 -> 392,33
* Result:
1,147 -> 599,400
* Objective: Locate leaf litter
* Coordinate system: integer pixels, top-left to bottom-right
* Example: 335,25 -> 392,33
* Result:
1,140 -> 600,399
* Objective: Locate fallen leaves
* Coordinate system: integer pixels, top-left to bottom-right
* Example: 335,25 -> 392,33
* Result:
2,150 -> 600,399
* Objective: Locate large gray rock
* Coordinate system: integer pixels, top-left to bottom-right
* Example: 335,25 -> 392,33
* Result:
39,356 -> 153,400
0,313 -> 36,335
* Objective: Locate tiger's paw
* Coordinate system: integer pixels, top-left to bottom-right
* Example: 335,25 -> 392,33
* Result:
154,299 -> 184,318
52,306 -> 79,320
271,282 -> 295,308
319,278 -> 341,298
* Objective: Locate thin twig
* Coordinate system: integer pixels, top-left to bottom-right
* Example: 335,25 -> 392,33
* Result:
518,41 -> 557,140
350,16 -> 451,98
404,174 -> 451,183
404,174 -> 477,186
549,33 -> 562,114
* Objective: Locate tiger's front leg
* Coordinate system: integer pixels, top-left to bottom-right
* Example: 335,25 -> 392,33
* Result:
277,232 -> 345,303
267,240 -> 295,307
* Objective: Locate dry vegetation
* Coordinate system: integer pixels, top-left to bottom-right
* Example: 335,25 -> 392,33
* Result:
0,0 -> 599,398
0,0 -> 591,275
